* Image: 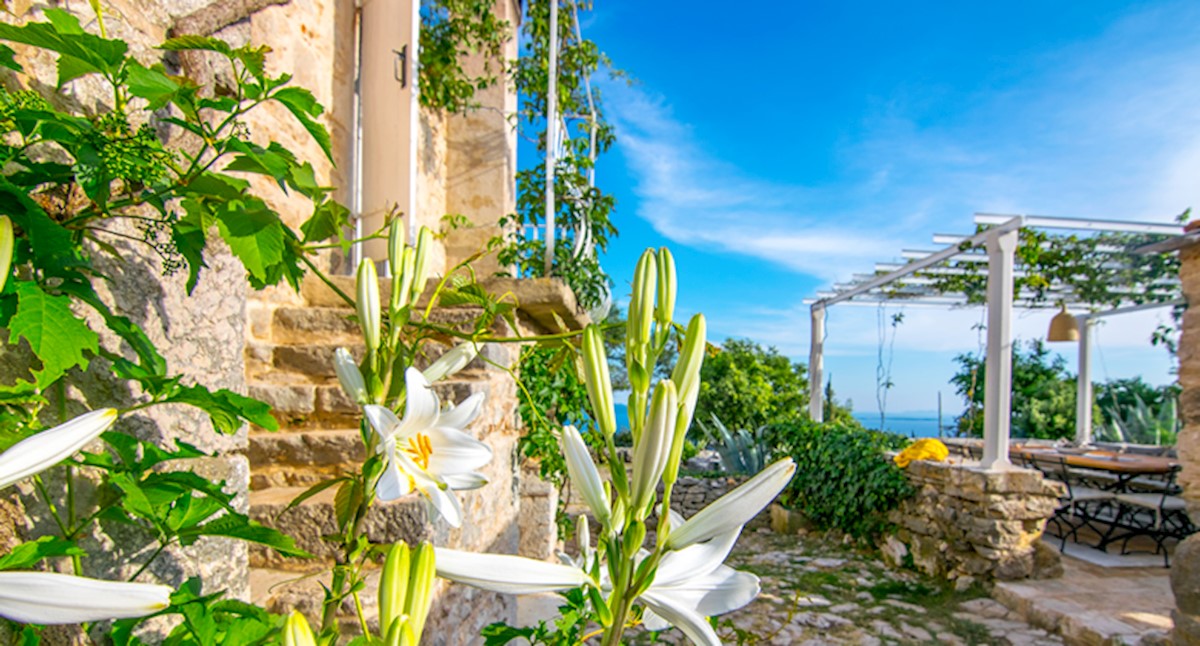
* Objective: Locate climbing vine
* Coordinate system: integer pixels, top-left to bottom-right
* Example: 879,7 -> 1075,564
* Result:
496,0 -> 620,310
420,0 -> 511,113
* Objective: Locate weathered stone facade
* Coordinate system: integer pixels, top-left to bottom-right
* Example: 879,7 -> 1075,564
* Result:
1172,229 -> 1200,645
886,460 -> 1064,584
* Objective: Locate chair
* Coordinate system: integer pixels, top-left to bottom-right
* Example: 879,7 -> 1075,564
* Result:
1112,467 -> 1196,567
1029,455 -> 1116,551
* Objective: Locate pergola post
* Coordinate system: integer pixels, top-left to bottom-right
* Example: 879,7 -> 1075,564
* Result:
1076,316 -> 1093,446
981,227 -> 1018,470
809,305 -> 824,422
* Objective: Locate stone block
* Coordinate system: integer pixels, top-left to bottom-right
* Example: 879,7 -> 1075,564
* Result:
1173,535 -> 1200,616
518,472 -> 558,560
273,306 -> 361,344
249,384 -> 316,416
273,345 -> 341,378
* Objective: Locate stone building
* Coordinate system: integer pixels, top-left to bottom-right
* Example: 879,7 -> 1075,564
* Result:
1170,224 -> 1200,645
0,0 -> 571,641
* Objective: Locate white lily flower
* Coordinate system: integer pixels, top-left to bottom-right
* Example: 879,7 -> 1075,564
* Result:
333,348 -> 368,404
434,547 -> 592,594
667,458 -> 795,550
422,343 -> 479,384
0,571 -> 171,624
363,368 -> 491,527
0,409 -> 117,490
560,425 -> 609,524
640,527 -> 759,646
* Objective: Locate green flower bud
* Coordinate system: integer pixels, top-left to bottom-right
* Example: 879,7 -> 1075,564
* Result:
581,326 -> 616,439
411,226 -> 434,304
356,259 -> 381,352
627,250 -> 657,350
388,219 -> 406,311
283,611 -> 317,646
664,314 -> 706,485
655,247 -> 676,326
405,541 -> 436,643
0,216 -> 12,294
631,380 -> 677,517
379,542 -> 411,633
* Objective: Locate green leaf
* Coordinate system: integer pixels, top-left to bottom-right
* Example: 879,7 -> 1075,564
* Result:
181,513 -> 311,558
281,477 -> 346,515
174,203 -> 209,295
125,61 -> 181,110
214,201 -> 286,282
9,281 -> 98,387
0,177 -> 86,278
164,384 -> 278,433
0,537 -> 85,570
0,44 -> 22,72
300,199 -> 349,244
271,87 -> 333,161
0,9 -> 128,86
158,35 -> 234,57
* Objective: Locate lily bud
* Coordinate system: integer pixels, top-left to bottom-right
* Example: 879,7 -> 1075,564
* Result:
664,314 -> 706,485
379,542 -> 412,633
411,226 -> 434,304
283,611 -> 317,646
333,348 -> 368,404
405,542 -> 436,643
655,247 -> 676,326
576,514 -> 591,560
581,326 -> 616,439
422,342 -> 478,384
628,250 -> 657,350
0,215 -> 12,293
395,247 -> 415,311
356,259 -> 381,353
0,409 -> 117,490
388,219 -> 406,310
631,380 -> 677,517
0,571 -> 170,624
561,425 -> 609,524
667,458 -> 796,550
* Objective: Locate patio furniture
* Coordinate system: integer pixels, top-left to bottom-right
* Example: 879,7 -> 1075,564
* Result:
1027,454 -> 1116,551
1108,467 -> 1196,567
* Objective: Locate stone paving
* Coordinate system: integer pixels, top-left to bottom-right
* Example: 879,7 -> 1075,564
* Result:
627,528 -> 1064,645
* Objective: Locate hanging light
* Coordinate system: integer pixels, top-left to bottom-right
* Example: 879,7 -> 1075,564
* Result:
1047,303 -> 1079,342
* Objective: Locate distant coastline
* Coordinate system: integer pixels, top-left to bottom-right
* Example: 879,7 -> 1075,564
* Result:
615,403 -> 950,439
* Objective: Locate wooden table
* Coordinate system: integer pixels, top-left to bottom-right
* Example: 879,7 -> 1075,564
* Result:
1012,446 -> 1178,491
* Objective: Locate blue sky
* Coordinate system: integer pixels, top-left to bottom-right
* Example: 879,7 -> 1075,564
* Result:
545,1 -> 1200,415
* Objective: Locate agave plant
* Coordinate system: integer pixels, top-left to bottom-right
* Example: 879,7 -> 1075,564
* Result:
1100,393 -> 1179,446
699,415 -> 769,476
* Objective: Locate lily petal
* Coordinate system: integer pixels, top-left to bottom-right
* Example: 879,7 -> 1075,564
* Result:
435,548 -> 590,594
364,405 -> 402,442
424,426 -> 493,474
398,368 -> 439,436
422,343 -> 479,384
0,572 -> 170,624
333,348 -> 368,404
393,449 -> 462,527
667,458 -> 795,550
639,589 -> 721,646
0,409 -> 117,490
436,392 -> 485,431
442,471 -> 488,490
649,566 -> 760,619
376,443 -> 415,501
653,526 -> 741,587
560,425 -> 609,523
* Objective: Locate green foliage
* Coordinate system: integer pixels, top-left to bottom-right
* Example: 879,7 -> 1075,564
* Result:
481,589 -> 589,645
697,415 -> 768,476
516,345 -> 597,487
770,419 -> 912,538
111,578 -> 285,646
695,338 -> 808,432
950,339 -> 1089,440
1099,391 -> 1178,446
496,0 -> 620,309
420,0 -> 511,112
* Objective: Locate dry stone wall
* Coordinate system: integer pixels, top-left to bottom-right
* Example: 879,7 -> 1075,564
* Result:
885,460 -> 1064,585
1172,230 -> 1200,645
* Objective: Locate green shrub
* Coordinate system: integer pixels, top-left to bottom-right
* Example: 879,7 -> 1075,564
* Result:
769,419 -> 912,538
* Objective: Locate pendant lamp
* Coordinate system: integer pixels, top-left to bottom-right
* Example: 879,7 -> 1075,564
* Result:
1047,303 -> 1079,342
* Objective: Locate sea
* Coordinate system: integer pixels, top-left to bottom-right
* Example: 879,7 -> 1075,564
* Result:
613,403 -> 950,439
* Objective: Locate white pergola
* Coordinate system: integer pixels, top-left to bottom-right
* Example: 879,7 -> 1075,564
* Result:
805,213 -> 1183,470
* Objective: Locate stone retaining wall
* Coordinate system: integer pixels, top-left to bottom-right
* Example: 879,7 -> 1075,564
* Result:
885,460 -> 1064,585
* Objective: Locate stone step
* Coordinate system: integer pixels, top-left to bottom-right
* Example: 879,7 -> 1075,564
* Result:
248,429 -> 366,490
248,486 -> 430,571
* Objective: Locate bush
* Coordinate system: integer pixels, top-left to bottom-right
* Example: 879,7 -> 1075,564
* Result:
769,419 -> 912,538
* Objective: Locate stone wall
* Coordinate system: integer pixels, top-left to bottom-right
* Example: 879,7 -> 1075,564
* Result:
885,460 -> 1064,585
1172,229 -> 1200,644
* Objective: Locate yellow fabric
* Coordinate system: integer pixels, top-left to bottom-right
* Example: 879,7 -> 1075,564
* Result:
893,438 -> 950,468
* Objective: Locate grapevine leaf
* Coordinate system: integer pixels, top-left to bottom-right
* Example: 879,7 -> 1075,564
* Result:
9,282 -> 98,387
271,87 -> 332,161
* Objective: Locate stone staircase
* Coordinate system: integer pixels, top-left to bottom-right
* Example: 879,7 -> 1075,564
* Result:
242,275 -> 586,626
